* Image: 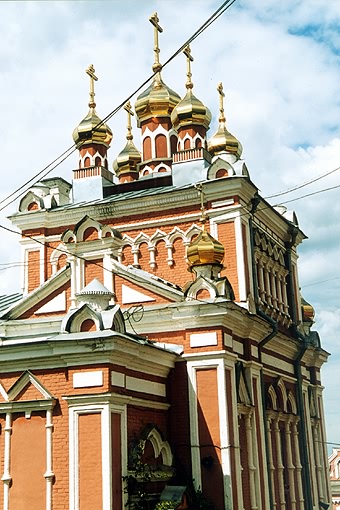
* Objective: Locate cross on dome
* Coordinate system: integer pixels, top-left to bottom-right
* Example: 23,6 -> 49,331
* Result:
149,12 -> 163,74
86,64 -> 98,109
124,101 -> 134,141
183,45 -> 194,90
217,82 -> 226,123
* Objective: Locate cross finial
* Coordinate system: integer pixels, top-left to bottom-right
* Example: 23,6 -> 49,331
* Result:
124,101 -> 134,141
149,12 -> 163,74
183,45 -> 194,89
217,82 -> 226,123
86,64 -> 98,109
195,183 -> 208,227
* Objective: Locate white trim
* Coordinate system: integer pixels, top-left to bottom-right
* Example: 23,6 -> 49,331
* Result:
234,215 -> 247,302
1,413 -> 12,510
126,376 -> 166,397
68,401 -> 126,510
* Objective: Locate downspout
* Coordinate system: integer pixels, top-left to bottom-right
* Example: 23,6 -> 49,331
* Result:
249,195 -> 276,510
295,330 -> 315,510
285,226 -> 314,509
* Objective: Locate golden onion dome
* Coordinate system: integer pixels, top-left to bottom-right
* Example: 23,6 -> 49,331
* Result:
135,13 -> 180,125
171,87 -> 211,131
171,45 -> 211,131
207,82 -> 242,159
187,228 -> 225,268
113,102 -> 141,178
73,108 -> 113,149
301,296 -> 315,323
73,64 -> 113,149
113,139 -> 141,177
135,76 -> 181,125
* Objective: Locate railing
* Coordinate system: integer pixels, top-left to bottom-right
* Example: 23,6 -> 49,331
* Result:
73,166 -> 114,182
172,147 -> 212,164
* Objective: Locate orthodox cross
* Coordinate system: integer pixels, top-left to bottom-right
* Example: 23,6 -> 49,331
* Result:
86,64 -> 98,109
124,101 -> 134,141
183,45 -> 194,89
195,183 -> 208,227
217,82 -> 226,123
149,12 -> 163,73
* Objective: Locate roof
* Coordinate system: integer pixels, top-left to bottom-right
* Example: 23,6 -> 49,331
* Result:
0,293 -> 23,314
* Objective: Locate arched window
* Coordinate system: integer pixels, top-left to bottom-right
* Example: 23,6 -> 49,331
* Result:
155,134 -> 167,158
143,137 -> 152,160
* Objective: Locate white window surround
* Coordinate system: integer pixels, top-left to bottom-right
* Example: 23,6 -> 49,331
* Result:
68,401 -> 127,510
187,358 -> 235,509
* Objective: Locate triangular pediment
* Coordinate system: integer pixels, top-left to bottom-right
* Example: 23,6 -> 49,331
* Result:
8,371 -> 55,402
2,265 -> 71,321
112,259 -> 183,303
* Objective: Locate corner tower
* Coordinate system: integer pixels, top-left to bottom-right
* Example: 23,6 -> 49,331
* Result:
72,65 -> 114,202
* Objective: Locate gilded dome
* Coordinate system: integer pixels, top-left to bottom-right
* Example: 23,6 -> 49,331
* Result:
208,123 -> 242,159
171,88 -> 211,130
187,229 -> 225,268
171,45 -> 211,131
113,139 -> 141,177
135,77 -> 181,125
73,64 -> 113,149
208,82 -> 242,159
301,296 -> 315,323
113,102 -> 141,179
73,108 -> 113,149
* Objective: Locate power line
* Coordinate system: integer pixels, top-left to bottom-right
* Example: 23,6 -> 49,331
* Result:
0,0 -> 238,213
264,164 -> 340,200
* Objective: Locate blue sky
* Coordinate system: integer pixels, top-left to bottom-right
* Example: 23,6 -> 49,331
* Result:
0,0 -> 339,445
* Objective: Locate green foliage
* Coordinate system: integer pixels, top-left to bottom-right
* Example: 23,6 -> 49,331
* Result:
155,501 -> 179,510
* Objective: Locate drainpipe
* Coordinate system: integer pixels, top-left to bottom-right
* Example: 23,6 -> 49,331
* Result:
294,330 -> 314,510
248,195 -> 276,510
257,310 -> 277,510
285,225 -> 314,507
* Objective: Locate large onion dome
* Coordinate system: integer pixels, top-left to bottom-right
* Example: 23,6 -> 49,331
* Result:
208,82 -> 242,159
135,77 -> 181,125
72,64 -> 112,149
187,227 -> 225,269
135,12 -> 180,125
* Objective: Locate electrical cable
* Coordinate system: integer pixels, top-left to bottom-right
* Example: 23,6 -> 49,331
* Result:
0,0 -> 238,212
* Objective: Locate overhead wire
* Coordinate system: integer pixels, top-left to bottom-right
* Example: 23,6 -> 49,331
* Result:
0,0 -> 238,212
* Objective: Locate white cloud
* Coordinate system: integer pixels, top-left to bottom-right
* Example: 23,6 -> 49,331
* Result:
0,0 -> 338,443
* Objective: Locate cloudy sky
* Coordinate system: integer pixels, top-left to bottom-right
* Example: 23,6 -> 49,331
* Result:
0,0 -> 339,445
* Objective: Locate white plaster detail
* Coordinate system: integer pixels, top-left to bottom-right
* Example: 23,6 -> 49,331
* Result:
224,333 -> 233,348
35,291 -> 67,314
73,371 -> 103,388
121,284 -> 155,304
126,376 -> 166,397
111,372 -> 125,388
233,340 -> 244,355
190,332 -> 217,348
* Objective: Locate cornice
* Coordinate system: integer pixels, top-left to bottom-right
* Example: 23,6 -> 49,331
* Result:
0,331 -> 177,375
1,266 -> 71,320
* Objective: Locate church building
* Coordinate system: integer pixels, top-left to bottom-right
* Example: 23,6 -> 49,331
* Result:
0,12 -> 331,510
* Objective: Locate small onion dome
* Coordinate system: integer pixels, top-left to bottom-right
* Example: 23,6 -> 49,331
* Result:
112,139 -> 141,177
187,229 -> 225,269
72,107 -> 113,149
171,88 -> 212,130
208,123 -> 243,159
301,296 -> 315,323
208,82 -> 242,159
135,77 -> 181,125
